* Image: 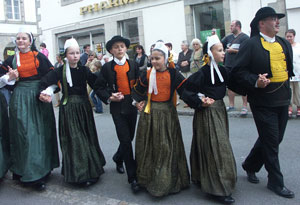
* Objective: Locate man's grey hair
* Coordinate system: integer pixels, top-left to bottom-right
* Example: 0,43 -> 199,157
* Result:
182,40 -> 189,46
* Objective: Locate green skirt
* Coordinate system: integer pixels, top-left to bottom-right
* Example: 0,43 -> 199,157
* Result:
0,92 -> 10,178
59,95 -> 105,183
9,80 -> 59,182
135,101 -> 190,197
190,100 -> 237,196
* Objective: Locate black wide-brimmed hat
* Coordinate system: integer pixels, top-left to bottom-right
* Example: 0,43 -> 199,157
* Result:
250,7 -> 285,37
105,35 -> 130,53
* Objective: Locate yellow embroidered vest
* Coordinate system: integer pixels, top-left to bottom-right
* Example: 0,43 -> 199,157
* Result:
261,37 -> 288,82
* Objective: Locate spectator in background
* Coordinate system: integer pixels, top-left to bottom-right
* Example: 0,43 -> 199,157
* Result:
54,54 -> 64,107
40,42 -> 49,58
85,51 -> 97,68
165,42 -> 178,64
0,61 -> 12,104
134,45 -> 148,72
147,44 -> 155,68
101,54 -> 112,66
285,29 -> 300,117
80,44 -> 90,65
90,60 -> 103,114
211,28 -> 217,36
190,38 -> 203,73
97,53 -> 103,61
222,20 -> 249,116
0,70 -> 14,179
54,53 -> 64,69
85,51 -> 98,107
177,40 -> 193,78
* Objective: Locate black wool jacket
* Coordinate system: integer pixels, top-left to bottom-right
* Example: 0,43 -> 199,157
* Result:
94,59 -> 139,115
230,34 -> 294,107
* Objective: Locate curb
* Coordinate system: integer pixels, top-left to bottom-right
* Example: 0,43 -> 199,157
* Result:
177,110 -> 300,119
177,110 -> 253,118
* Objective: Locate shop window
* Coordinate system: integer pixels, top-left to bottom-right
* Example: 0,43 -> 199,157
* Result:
193,1 -> 225,44
118,18 -> 139,59
5,0 -> 21,20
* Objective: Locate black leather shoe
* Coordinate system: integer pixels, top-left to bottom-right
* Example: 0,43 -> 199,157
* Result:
81,181 -> 92,187
112,155 -> 125,174
116,164 -> 125,174
210,195 -> 235,204
267,184 -> 295,198
130,180 -> 141,193
34,181 -> 46,191
242,163 -> 259,184
12,173 -> 21,181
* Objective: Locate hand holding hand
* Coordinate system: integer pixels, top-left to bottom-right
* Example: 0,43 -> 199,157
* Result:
39,93 -> 52,103
201,97 -> 215,107
257,73 -> 270,88
7,66 -> 19,81
181,61 -> 188,67
136,101 -> 145,112
109,92 -> 124,102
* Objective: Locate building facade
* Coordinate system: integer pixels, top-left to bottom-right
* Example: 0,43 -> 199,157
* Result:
1,0 -> 297,63
0,0 -> 39,60
38,0 -> 188,62
285,0 -> 300,42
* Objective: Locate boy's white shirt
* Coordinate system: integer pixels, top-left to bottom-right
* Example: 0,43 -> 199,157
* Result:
41,84 -> 58,96
114,56 -> 126,65
0,74 -> 16,88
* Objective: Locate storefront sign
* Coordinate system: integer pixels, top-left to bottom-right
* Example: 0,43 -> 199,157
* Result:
80,0 -> 139,15
200,29 -> 221,44
7,50 -> 15,56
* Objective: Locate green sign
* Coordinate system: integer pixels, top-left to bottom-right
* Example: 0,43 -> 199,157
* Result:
7,50 -> 15,56
199,29 -> 221,44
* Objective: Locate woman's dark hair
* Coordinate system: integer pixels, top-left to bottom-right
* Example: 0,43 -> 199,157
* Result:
203,42 -> 208,55
135,45 -> 145,55
285,29 -> 296,36
40,42 -> 46,48
165,43 -> 173,50
22,33 -> 38,52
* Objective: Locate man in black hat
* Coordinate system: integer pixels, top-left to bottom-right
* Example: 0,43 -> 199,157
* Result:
94,35 -> 140,192
232,7 -> 295,198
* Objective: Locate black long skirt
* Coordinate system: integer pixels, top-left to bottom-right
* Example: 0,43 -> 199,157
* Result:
59,95 -> 106,183
9,80 -> 59,182
190,100 -> 237,196
136,101 -> 190,197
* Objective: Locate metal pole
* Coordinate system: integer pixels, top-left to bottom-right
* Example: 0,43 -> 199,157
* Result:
90,32 -> 93,51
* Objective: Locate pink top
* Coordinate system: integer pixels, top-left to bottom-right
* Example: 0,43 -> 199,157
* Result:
40,48 -> 49,58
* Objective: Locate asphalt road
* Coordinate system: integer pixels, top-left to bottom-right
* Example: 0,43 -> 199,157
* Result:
0,108 -> 299,205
